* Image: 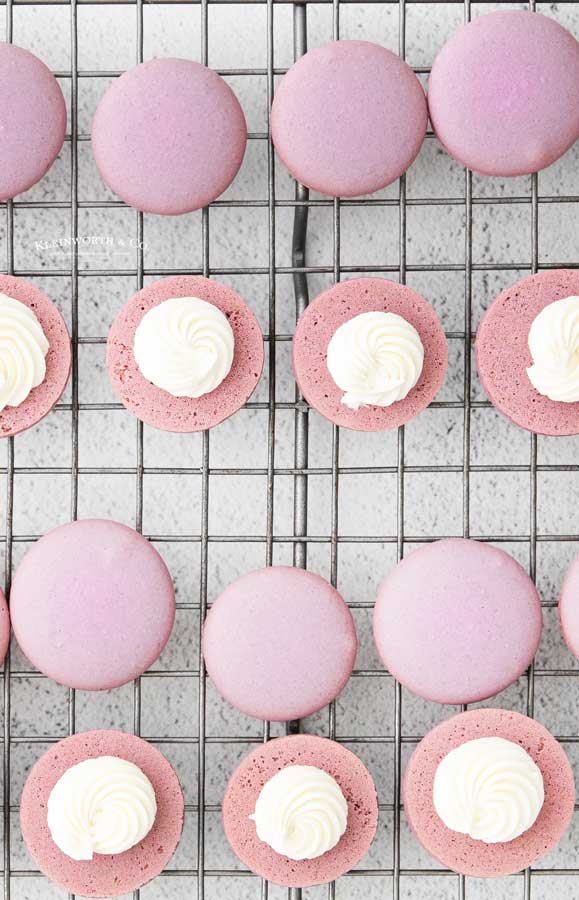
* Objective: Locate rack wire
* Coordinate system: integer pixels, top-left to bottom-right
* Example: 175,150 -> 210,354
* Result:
1,1 -> 579,899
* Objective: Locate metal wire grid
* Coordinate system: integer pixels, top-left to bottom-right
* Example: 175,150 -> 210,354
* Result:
0,1 -> 577,899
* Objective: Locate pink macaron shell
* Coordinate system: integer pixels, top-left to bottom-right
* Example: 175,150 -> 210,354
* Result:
222,734 -> 378,887
558,553 -> 579,659
203,567 -> 357,721
476,269 -> 579,435
271,40 -> 427,197
0,588 -> 9,666
373,539 -> 542,705
293,277 -> 447,431
403,708 -> 575,877
10,519 -> 175,691
92,58 -> 247,215
428,11 -> 579,177
21,730 -> 184,897
0,43 -> 66,200
107,276 -> 264,432
0,274 -> 71,438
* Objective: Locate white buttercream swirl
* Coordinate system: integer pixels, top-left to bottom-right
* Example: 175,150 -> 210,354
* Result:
326,311 -> 424,410
47,756 -> 157,861
249,765 -> 348,860
134,296 -> 235,398
0,292 -> 49,412
433,737 -> 544,844
527,295 -> 579,402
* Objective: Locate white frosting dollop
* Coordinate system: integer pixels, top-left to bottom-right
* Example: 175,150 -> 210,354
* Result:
326,311 -> 424,410
433,737 -> 544,844
249,765 -> 348,860
134,296 -> 235,398
527,295 -> 579,402
47,756 -> 157,861
0,292 -> 49,412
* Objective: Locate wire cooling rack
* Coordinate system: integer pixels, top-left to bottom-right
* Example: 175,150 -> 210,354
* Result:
1,1 -> 579,899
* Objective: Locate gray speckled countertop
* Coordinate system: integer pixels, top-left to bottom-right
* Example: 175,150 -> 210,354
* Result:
2,2 -> 579,898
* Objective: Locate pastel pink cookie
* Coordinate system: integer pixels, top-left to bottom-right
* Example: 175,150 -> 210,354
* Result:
271,41 -> 427,197
476,270 -> 579,435
403,708 -> 575,876
0,43 -> 66,199
373,539 -> 542,705
293,278 -> 447,431
0,275 -> 71,437
92,58 -> 247,214
223,734 -> 378,886
428,11 -> 579,176
21,730 -> 184,897
558,552 -> 579,659
107,276 -> 264,432
0,588 -> 9,666
203,567 -> 356,721
10,519 -> 175,690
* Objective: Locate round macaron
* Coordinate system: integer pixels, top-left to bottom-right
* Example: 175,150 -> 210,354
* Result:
0,43 -> 66,200
403,708 -> 575,877
476,269 -> 579,436
92,58 -> 247,215
373,539 -> 542,705
558,551 -> 579,660
10,519 -> 175,690
0,588 -> 9,666
293,277 -> 447,431
271,40 -> 427,197
21,730 -> 184,897
428,11 -> 579,176
0,275 -> 71,438
203,567 -> 357,721
223,734 -> 378,887
107,275 -> 263,432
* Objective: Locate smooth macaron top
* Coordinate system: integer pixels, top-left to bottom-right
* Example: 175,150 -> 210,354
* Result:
20,730 -> 184,898
223,734 -> 378,887
428,10 -> 579,176
92,58 -> 247,214
272,40 -> 427,197
10,519 -> 175,690
203,566 -> 357,721
403,708 -> 575,877
476,269 -> 579,436
0,42 -> 66,200
293,277 -> 448,431
373,538 -> 542,704
559,551 -> 579,659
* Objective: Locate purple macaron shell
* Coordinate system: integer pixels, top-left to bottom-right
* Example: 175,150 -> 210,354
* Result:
0,275 -> 71,438
373,539 -> 542,705
92,58 -> 247,215
271,40 -> 427,197
107,276 -> 264,432
293,277 -> 447,431
10,519 -> 175,691
403,708 -> 575,877
476,269 -> 579,435
559,552 -> 579,660
21,730 -> 184,897
0,43 -> 66,200
203,566 -> 357,721
428,11 -> 579,177
223,734 -> 378,887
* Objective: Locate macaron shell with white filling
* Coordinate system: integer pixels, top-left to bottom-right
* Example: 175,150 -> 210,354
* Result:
0,275 -> 71,438
476,269 -> 579,435
292,277 -> 447,431
20,730 -> 184,898
223,734 -> 378,887
106,275 -> 264,432
403,708 -> 575,877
